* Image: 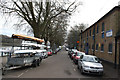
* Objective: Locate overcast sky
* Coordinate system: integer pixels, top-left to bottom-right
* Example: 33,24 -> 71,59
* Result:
0,0 -> 120,37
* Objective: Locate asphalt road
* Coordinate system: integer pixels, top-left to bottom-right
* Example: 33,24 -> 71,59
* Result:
2,48 -> 119,78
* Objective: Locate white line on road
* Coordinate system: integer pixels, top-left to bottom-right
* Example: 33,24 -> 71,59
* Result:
18,73 -> 24,77
25,70 -> 29,72
74,69 -> 76,71
73,65 -> 75,67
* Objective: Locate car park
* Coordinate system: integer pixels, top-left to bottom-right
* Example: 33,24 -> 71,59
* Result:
77,55 -> 103,75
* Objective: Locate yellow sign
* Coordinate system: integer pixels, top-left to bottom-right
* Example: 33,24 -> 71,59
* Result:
99,43 -> 101,47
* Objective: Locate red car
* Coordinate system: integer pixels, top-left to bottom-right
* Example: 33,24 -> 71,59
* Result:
47,49 -> 52,56
73,51 -> 85,64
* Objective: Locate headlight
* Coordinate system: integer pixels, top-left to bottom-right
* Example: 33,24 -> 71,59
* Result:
83,65 -> 89,68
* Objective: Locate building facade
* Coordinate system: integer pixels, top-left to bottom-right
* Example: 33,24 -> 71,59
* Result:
79,6 -> 120,66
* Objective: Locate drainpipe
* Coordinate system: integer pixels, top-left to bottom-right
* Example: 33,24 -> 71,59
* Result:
119,40 -> 120,69
80,30 -> 83,51
115,37 -> 117,69
93,26 -> 95,55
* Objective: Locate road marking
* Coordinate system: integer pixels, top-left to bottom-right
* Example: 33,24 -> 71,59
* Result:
73,65 -> 75,67
74,69 -> 76,71
25,70 -> 29,72
18,73 -> 24,77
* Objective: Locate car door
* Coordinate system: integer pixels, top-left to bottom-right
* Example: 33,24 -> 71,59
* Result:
78,55 -> 84,68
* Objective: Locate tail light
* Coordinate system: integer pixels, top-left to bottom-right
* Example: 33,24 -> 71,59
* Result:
75,56 -> 80,59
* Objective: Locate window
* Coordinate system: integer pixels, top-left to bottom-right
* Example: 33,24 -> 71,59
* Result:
102,22 -> 105,32
96,44 -> 98,51
97,25 -> 99,33
93,27 -> 95,40
93,27 -> 95,35
87,32 -> 88,41
102,33 -> 104,38
101,44 -> 104,52
81,44 -> 83,48
93,36 -> 95,40
81,35 -> 82,40
108,43 -> 112,53
102,22 -> 105,38
92,44 -> 94,50
87,32 -> 88,37
90,30 -> 91,36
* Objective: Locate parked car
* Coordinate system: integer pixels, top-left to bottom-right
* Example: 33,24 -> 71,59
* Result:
53,48 -> 60,54
69,49 -> 78,59
78,55 -> 103,75
47,49 -> 53,56
68,49 -> 72,55
36,50 -> 48,59
65,47 -> 69,51
73,51 -> 85,64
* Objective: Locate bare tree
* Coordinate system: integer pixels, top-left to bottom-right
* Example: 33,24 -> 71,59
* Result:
0,0 -> 80,41
67,23 -> 86,49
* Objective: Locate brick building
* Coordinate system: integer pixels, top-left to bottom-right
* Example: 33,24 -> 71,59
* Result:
79,6 -> 120,67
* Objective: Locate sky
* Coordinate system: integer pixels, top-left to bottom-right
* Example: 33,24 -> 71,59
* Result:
0,0 -> 120,37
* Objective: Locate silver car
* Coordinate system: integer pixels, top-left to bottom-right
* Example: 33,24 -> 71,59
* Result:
78,55 -> 103,75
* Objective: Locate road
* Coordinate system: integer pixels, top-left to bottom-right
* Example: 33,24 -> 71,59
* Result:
2,48 -> 119,79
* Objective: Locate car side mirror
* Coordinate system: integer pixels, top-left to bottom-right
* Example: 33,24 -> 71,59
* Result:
99,61 -> 102,63
79,59 -> 82,61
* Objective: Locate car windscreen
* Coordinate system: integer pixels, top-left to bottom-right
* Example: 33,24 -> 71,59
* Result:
77,53 -> 82,56
77,52 -> 85,56
82,56 -> 100,63
48,49 -> 52,52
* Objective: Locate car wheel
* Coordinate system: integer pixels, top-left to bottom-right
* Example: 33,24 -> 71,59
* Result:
100,72 -> 104,76
2,67 -> 7,75
32,60 -> 37,67
77,65 -> 79,69
80,67 -> 84,74
37,59 -> 40,66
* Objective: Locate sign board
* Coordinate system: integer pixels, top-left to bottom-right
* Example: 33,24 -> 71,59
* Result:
99,43 -> 101,47
106,30 -> 112,37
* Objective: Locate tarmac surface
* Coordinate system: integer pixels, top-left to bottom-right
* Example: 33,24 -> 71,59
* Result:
1,48 -> 119,79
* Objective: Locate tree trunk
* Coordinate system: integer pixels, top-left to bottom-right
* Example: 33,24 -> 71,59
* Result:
33,26 -> 41,38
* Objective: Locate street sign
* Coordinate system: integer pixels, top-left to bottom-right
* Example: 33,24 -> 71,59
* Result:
106,30 -> 112,37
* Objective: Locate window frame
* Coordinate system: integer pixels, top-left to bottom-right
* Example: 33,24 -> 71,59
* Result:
97,25 -> 99,34
101,44 -> 104,52
108,43 -> 112,53
96,44 -> 98,51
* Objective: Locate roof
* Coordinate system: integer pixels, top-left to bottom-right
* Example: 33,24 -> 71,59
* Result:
81,6 -> 120,34
22,43 -> 46,47
14,49 -> 46,54
84,55 -> 96,58
12,34 -> 44,43
14,50 -> 36,54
